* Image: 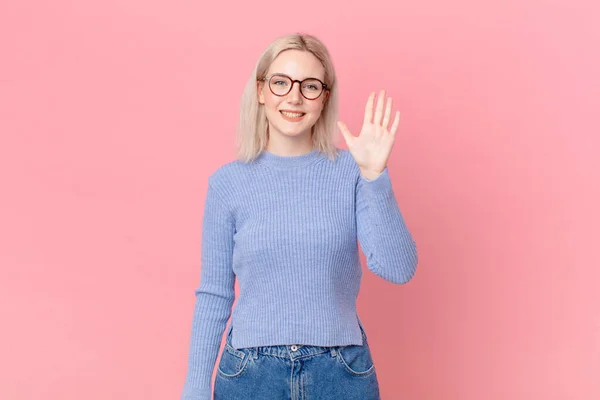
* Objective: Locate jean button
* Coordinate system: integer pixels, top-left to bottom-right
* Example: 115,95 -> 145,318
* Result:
290,345 -> 298,351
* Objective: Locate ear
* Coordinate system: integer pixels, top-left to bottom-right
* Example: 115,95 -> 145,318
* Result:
257,80 -> 265,104
322,90 -> 330,105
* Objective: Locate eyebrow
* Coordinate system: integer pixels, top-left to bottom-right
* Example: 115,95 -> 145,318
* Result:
270,73 -> 325,82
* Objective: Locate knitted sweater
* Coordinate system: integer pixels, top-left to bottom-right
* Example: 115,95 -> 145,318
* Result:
181,148 -> 418,399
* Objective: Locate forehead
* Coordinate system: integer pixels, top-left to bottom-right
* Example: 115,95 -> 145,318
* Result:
268,49 -> 325,80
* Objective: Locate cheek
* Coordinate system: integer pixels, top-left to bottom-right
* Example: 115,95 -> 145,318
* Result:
263,90 -> 281,105
265,100 -> 281,118
307,102 -> 325,117
263,95 -> 283,121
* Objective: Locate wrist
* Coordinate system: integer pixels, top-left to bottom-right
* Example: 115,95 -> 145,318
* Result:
360,168 -> 384,181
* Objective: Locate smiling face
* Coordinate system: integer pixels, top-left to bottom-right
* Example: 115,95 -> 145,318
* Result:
258,49 -> 329,143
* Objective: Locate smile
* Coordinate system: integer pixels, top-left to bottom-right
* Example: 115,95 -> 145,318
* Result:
280,111 -> 306,122
280,111 -> 305,118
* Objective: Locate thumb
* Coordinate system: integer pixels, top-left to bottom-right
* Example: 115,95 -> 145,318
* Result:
337,121 -> 353,145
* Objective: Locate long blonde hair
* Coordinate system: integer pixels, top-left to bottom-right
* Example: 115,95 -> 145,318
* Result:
235,33 -> 340,163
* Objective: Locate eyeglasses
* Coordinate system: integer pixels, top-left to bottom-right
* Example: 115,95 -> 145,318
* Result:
261,73 -> 328,100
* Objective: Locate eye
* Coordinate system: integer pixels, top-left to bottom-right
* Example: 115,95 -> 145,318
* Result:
302,80 -> 322,91
270,75 -> 291,84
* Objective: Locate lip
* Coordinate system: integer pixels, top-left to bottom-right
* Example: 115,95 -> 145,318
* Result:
279,110 -> 306,122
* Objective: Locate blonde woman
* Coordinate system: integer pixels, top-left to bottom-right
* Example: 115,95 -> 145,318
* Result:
181,33 -> 418,400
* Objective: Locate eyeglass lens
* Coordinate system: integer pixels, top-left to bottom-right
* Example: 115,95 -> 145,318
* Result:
269,75 -> 324,99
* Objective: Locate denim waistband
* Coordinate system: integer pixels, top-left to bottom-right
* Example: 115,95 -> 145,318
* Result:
225,327 -> 337,360
224,322 -> 368,361
255,343 -> 335,359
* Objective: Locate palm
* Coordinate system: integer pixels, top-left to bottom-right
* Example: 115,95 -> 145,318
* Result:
338,90 -> 400,176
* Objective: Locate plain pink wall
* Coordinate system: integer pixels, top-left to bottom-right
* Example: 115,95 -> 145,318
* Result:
1,0 -> 598,399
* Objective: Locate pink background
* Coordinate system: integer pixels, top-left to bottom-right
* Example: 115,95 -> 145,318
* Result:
1,0 -> 598,399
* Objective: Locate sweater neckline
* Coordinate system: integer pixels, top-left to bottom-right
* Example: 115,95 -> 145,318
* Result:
255,148 -> 324,170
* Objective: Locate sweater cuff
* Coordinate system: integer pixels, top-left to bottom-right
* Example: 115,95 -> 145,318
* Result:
359,167 -> 392,193
181,386 -> 211,400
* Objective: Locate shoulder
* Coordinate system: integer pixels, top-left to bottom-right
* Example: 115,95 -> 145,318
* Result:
333,147 -> 357,163
333,147 -> 352,162
207,159 -> 247,188
203,160 -> 249,212
328,147 -> 360,175
206,156 -> 271,197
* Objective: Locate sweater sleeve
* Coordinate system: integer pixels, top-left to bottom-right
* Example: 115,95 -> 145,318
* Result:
355,167 -> 418,284
181,181 -> 236,400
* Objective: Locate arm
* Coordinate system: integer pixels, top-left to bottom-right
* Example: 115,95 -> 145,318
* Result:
181,182 -> 236,400
356,167 -> 418,284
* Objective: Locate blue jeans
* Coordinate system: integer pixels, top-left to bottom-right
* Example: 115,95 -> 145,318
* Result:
214,324 -> 381,400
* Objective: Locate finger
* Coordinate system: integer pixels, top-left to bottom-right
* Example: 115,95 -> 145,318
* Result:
373,89 -> 385,126
337,121 -> 354,144
390,111 -> 401,136
363,92 -> 375,125
381,97 -> 392,130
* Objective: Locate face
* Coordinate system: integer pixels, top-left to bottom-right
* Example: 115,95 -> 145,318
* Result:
258,49 -> 329,141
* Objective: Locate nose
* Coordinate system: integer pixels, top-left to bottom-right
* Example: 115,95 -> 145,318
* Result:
287,81 -> 303,103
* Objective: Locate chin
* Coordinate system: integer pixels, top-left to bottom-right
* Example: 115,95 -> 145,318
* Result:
280,130 -> 309,138
273,124 -> 310,138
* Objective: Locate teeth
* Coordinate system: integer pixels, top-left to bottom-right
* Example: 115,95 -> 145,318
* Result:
281,111 -> 304,118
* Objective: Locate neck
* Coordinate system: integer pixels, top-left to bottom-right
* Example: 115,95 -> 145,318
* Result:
265,128 -> 313,157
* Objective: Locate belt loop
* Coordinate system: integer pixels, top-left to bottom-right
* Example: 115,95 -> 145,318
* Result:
330,347 -> 337,357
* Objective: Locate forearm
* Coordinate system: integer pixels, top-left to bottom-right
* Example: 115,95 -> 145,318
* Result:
356,167 -> 418,284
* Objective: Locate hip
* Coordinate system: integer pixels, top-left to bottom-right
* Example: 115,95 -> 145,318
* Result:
214,323 -> 380,400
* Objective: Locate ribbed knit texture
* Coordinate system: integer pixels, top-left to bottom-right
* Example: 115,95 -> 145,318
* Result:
181,148 -> 418,400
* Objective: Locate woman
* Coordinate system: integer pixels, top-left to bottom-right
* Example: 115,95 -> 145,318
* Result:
181,33 -> 418,400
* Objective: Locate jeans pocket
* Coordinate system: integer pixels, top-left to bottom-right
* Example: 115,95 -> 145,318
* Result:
217,344 -> 251,378
337,325 -> 375,376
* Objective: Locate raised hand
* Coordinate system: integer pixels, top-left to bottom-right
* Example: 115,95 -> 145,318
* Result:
338,90 -> 400,180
